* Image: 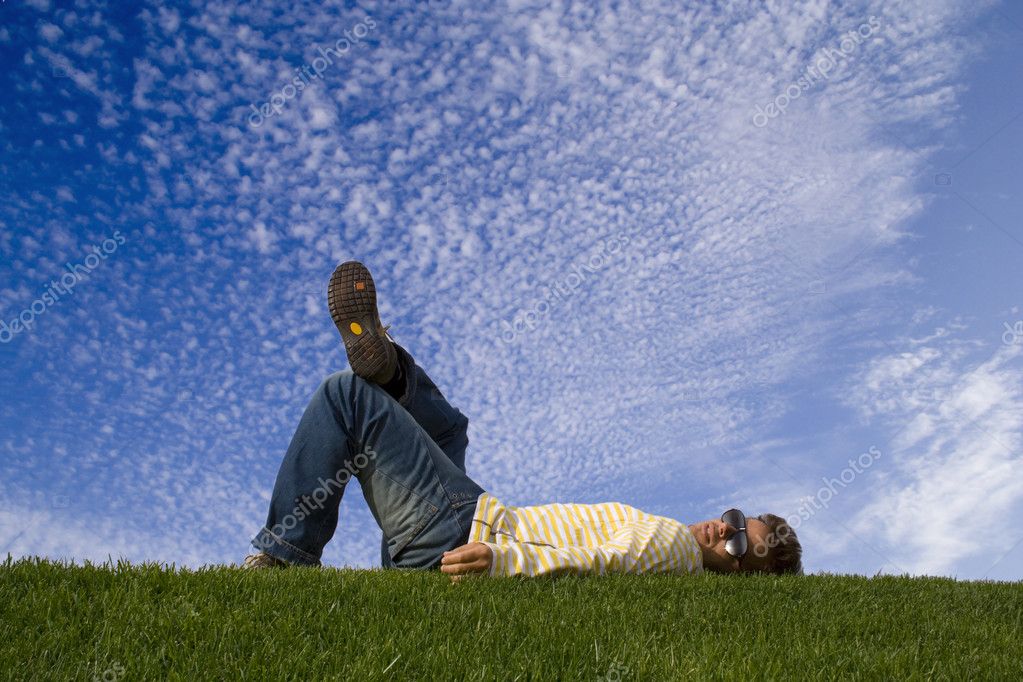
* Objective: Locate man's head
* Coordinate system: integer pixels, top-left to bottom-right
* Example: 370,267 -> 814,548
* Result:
689,511 -> 802,575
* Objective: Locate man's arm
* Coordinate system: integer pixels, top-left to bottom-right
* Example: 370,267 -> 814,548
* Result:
441,524 -> 685,580
441,540 -> 629,579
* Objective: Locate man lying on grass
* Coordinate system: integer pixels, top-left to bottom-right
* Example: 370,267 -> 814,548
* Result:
244,261 -> 803,579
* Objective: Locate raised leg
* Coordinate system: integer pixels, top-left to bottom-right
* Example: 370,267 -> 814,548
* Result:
252,370 -> 484,568
376,343 -> 472,566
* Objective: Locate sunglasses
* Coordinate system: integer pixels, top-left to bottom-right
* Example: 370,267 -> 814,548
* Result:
721,508 -> 748,566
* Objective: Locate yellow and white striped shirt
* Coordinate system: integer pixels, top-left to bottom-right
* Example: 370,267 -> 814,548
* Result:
466,492 -> 703,577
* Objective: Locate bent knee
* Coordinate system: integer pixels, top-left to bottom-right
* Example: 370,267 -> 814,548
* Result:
319,370 -> 363,397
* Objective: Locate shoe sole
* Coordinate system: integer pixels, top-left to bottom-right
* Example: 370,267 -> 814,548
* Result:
327,261 -> 395,383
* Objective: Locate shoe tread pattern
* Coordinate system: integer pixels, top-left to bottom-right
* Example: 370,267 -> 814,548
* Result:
327,261 -> 394,383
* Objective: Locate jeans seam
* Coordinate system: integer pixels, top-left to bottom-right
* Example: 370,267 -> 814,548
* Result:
372,467 -> 441,561
259,526 -> 320,563
373,466 -> 441,516
453,502 -> 476,541
395,344 -> 418,409
390,507 -> 441,565
431,413 -> 468,449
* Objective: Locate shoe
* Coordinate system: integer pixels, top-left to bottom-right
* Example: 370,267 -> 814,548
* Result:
242,552 -> 288,569
327,260 -> 398,385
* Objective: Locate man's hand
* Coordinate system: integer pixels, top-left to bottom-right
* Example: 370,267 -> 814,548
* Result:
440,542 -> 493,582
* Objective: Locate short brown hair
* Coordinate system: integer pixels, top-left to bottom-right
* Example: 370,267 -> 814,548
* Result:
754,513 -> 803,575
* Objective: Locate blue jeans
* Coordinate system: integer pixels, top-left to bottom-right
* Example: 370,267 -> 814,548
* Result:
252,344 -> 485,568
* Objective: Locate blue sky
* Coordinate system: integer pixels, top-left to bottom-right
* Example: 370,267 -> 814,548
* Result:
1,0 -> 1021,580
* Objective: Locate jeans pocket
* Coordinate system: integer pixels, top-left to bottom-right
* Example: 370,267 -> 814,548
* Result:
365,468 -> 441,562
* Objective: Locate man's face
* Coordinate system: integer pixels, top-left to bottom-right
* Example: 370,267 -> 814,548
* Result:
689,516 -> 773,574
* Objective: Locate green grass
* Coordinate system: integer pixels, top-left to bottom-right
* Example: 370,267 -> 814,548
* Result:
2,557 -> 1021,681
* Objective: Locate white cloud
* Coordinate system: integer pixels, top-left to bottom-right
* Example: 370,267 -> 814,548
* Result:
841,338 -> 1023,576
38,23 -> 64,43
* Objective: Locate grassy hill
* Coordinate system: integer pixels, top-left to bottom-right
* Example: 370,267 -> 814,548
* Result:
2,557 -> 1020,680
